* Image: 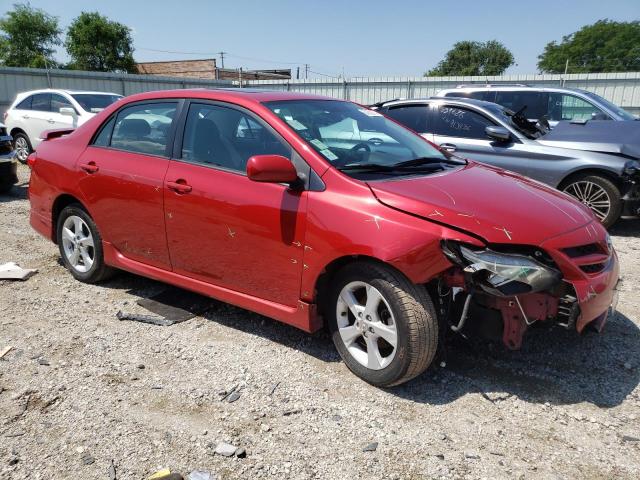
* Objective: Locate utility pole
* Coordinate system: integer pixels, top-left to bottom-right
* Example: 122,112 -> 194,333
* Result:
304,63 -> 309,79
562,58 -> 569,87
296,66 -> 300,80
218,51 -> 227,69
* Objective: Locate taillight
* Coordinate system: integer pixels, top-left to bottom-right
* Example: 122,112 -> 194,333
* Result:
27,153 -> 37,168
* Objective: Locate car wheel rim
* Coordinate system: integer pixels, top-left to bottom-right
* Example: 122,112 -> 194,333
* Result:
563,181 -> 611,222
61,216 -> 95,273
336,281 -> 397,370
15,137 -> 29,162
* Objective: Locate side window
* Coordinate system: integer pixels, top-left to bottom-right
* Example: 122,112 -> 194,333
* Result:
110,102 -> 177,156
384,105 -> 428,132
431,105 -> 495,139
547,93 -> 606,122
16,96 -> 33,110
181,103 -> 291,172
494,91 -> 547,119
92,116 -> 116,147
31,93 -> 51,112
51,94 -> 75,113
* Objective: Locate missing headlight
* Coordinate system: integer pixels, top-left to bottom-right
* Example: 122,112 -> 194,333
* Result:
442,241 -> 562,297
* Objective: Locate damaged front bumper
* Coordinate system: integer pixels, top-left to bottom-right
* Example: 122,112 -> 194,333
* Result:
441,225 -> 620,349
622,161 -> 640,217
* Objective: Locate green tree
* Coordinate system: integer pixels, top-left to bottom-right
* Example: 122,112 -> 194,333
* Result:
0,3 -> 61,68
426,40 -> 514,76
65,12 -> 136,73
538,20 -> 640,73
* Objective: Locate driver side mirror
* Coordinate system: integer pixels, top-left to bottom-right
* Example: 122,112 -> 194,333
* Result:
247,155 -> 299,185
485,126 -> 511,142
591,111 -> 609,120
59,107 -> 77,117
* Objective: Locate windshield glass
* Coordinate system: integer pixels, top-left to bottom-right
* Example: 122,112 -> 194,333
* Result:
264,99 -> 452,176
71,94 -> 122,113
581,91 -> 636,120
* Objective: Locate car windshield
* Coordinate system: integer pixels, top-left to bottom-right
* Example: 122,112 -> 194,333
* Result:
482,103 -> 548,139
71,94 -> 122,113
264,99 -> 457,177
581,91 -> 637,121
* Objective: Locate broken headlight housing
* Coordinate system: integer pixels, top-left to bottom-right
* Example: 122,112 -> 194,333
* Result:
442,241 -> 562,297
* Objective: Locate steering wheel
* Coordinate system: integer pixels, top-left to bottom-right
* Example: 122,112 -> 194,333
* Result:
351,142 -> 371,153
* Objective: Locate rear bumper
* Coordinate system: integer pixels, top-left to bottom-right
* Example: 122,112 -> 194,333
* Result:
0,152 -> 18,186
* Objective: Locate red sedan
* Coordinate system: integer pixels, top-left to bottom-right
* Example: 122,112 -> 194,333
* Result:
28,89 -> 619,386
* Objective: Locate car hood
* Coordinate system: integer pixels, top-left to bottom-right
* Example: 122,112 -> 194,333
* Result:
368,162 -> 595,245
537,120 -> 640,159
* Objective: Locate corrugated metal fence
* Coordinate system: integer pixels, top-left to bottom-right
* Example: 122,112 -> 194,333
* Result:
243,73 -> 640,115
0,66 -> 233,114
2,67 -> 640,116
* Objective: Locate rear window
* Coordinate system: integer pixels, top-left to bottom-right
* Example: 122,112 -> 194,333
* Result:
444,91 -> 495,102
384,105 -> 429,132
16,96 -> 33,110
31,93 -> 51,112
109,102 -> 177,156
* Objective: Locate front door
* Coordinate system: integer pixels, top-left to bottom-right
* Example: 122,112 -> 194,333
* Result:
429,104 -> 538,179
76,101 -> 179,269
163,101 -> 307,307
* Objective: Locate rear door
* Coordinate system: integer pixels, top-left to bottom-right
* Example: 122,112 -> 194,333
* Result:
25,93 -> 53,146
163,100 -> 307,307
75,100 -> 179,269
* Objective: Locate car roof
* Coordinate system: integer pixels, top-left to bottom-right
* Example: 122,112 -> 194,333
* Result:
16,88 -> 122,96
438,85 -> 588,95
120,88 -> 340,104
379,96 -> 501,109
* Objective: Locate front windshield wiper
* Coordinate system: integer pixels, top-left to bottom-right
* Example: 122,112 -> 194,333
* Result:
393,156 -> 466,168
337,157 -> 465,173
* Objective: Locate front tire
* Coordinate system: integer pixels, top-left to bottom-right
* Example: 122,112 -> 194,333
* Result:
56,204 -> 114,283
13,132 -> 32,164
562,174 -> 622,228
327,262 -> 438,387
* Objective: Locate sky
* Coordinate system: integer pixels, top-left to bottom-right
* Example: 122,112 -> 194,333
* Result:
1,0 -> 639,77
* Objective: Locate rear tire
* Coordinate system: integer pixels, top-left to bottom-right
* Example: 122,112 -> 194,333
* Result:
327,262 -> 438,387
56,204 -> 115,283
13,132 -> 32,164
562,174 -> 622,228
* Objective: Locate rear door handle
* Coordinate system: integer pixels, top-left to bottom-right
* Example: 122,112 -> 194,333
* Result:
80,161 -> 99,174
22,115 -> 30,120
47,119 -> 55,124
440,143 -> 457,152
167,180 -> 192,194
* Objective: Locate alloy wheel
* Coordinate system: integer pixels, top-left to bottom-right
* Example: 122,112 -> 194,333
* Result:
563,180 -> 611,222
14,136 -> 30,163
335,281 -> 398,370
61,215 -> 95,273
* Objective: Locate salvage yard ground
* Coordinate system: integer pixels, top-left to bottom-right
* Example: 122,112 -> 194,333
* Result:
1,164 -> 639,479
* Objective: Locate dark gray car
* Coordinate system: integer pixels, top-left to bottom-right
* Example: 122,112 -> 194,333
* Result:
374,97 -> 640,227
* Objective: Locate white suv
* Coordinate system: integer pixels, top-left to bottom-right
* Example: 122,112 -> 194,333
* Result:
4,89 -> 122,162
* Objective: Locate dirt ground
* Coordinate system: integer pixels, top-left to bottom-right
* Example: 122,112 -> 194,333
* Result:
1,163 -> 639,480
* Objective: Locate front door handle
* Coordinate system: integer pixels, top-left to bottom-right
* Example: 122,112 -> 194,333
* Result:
22,115 -> 30,120
440,143 -> 457,152
167,180 -> 192,194
80,161 -> 99,174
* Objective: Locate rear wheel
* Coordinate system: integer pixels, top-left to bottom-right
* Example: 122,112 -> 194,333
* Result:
13,132 -> 32,164
562,174 -> 622,228
56,204 -> 115,283
327,262 -> 438,387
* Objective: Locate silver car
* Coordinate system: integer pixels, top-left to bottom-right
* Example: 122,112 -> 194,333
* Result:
435,84 -> 637,127
374,97 -> 640,227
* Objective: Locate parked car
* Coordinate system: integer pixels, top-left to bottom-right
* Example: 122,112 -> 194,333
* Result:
28,89 -> 619,386
436,84 -> 637,126
4,89 -> 123,163
0,123 -> 18,194
375,97 -> 640,227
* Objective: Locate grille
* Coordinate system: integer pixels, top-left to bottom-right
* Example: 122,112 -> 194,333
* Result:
562,243 -> 602,258
580,263 -> 606,274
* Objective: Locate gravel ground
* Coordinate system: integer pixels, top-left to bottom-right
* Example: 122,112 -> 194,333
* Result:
1,163 -> 639,479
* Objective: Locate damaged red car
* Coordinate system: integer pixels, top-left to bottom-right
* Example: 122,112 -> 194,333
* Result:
28,90 -> 620,386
